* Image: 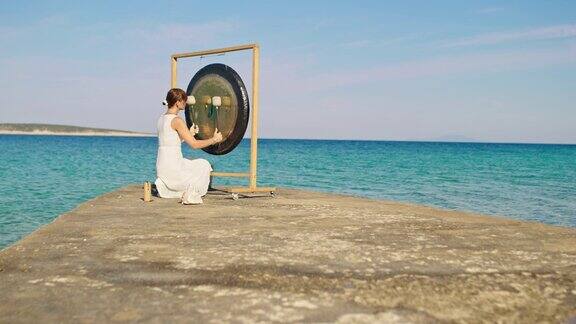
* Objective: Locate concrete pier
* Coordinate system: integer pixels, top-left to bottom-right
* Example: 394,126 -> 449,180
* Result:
1,185 -> 575,323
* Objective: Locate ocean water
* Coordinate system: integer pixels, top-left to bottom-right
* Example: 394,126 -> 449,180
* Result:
0,135 -> 575,248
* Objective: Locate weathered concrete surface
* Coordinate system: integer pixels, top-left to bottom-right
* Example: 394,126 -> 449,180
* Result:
0,185 -> 575,323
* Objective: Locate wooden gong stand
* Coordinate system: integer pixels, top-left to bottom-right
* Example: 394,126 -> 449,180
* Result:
170,44 -> 275,196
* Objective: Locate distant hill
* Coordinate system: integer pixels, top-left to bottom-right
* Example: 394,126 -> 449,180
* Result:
0,123 -> 154,137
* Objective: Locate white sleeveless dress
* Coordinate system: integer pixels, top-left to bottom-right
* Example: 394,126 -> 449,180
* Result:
155,114 -> 212,204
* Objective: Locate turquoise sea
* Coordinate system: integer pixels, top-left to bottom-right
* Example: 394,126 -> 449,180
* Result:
0,135 -> 575,248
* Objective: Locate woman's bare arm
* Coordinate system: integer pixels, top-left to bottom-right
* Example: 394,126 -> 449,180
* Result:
171,117 -> 219,149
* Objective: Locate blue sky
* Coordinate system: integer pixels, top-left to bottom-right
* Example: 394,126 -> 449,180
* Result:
1,1 -> 575,143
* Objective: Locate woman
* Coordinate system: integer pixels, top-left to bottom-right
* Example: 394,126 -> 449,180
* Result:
155,88 -> 223,204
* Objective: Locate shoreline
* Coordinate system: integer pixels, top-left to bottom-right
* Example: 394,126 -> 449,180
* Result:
2,132 -> 575,144
0,130 -> 156,137
1,185 -> 574,322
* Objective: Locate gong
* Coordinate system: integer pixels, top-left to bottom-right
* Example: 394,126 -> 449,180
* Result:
185,63 -> 250,155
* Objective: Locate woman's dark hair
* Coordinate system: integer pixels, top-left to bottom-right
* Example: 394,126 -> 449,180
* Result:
165,88 -> 187,107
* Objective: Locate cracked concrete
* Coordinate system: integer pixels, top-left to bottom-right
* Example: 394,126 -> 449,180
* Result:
0,185 -> 575,323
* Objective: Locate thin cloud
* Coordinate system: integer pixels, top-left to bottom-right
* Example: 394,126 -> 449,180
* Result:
0,14 -> 69,42
120,20 -> 238,44
339,34 -> 422,49
303,47 -> 576,90
443,23 -> 576,47
476,7 -> 504,14
36,14 -> 70,26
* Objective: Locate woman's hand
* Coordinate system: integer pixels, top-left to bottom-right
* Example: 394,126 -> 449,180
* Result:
172,117 -> 220,150
212,129 -> 223,144
189,123 -> 199,135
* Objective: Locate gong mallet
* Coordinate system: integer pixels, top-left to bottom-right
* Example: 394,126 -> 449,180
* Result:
212,96 -> 221,134
186,95 -> 199,135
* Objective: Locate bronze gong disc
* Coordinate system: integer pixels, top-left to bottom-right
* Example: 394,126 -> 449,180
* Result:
185,63 -> 250,155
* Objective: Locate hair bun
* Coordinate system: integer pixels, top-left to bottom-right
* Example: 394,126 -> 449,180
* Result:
162,100 -> 168,106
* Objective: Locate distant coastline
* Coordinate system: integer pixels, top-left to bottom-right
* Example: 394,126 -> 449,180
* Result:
0,123 -> 155,137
